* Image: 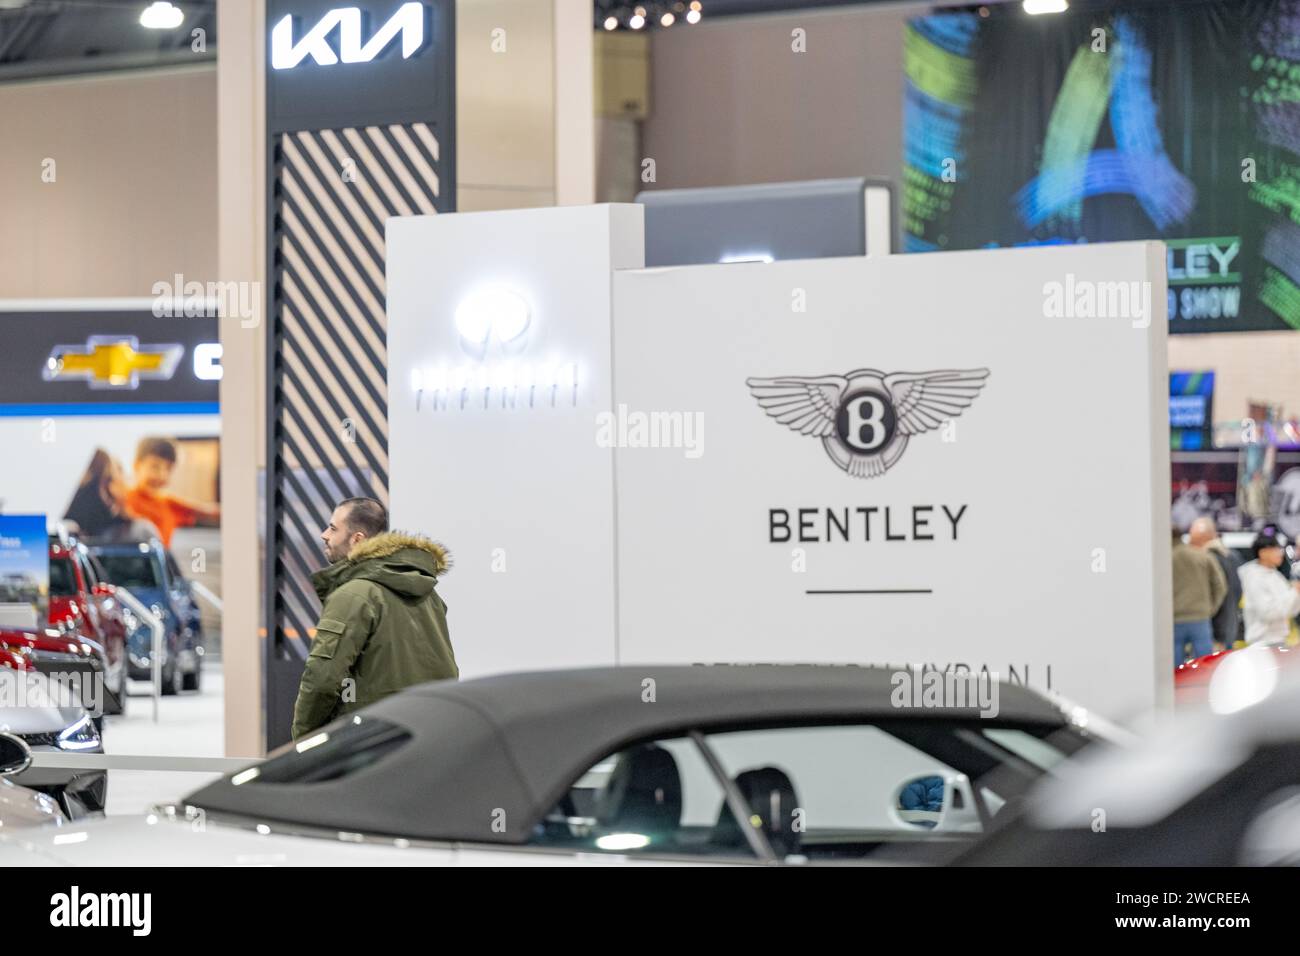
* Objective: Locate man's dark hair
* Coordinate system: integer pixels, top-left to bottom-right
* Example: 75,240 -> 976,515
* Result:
1252,529 -> 1283,559
339,497 -> 388,538
136,436 -> 178,465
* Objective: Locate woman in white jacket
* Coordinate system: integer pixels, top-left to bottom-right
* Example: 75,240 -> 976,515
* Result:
1239,531 -> 1300,646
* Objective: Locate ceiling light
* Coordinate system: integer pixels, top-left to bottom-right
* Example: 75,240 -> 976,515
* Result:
629,14 -> 645,29
661,12 -> 675,26
140,1 -> 184,29
686,9 -> 701,23
1023,0 -> 1068,13
603,16 -> 618,30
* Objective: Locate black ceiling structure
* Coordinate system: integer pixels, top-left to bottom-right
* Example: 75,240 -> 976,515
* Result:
0,1 -> 1028,80
0,0 -> 215,80
592,0 -> 1005,30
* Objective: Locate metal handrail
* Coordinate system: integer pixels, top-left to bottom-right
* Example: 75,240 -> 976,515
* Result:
112,587 -> 165,723
189,581 -> 223,612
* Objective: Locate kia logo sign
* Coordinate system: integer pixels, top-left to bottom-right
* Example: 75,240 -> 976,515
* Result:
271,2 -> 427,70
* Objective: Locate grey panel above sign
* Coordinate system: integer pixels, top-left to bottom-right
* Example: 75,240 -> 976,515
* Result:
636,177 -> 895,267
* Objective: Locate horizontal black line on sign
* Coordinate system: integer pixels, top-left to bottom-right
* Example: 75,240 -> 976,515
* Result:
805,589 -> 934,595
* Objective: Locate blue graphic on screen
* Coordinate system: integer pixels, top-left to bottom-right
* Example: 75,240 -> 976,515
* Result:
0,513 -> 49,626
1169,372 -> 1215,450
1014,17 -> 1195,232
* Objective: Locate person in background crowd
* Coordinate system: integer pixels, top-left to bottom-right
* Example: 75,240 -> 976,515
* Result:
1171,525 -> 1227,664
1189,517 -> 1243,651
1238,530 -> 1300,646
124,437 -> 220,548
292,497 -> 458,739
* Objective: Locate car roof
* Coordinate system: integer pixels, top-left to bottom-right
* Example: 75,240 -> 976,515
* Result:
187,664 -> 1071,845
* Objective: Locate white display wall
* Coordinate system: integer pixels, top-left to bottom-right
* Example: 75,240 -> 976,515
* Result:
387,205 -> 1171,722
386,204 -> 644,676
613,242 -> 1171,721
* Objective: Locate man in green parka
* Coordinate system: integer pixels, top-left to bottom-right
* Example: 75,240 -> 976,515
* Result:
292,497 -> 457,739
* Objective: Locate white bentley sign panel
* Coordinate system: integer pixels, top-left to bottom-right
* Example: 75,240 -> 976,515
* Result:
612,241 -> 1171,722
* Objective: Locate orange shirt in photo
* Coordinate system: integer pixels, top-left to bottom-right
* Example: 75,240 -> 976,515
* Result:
124,487 -> 199,547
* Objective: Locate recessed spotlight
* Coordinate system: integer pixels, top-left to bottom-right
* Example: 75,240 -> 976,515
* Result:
661,12 -> 675,26
603,15 -> 618,30
686,9 -> 701,23
140,1 -> 183,29
629,13 -> 645,29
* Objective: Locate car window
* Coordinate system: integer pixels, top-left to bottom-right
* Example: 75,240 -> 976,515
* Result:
530,736 -> 757,859
49,557 -> 78,597
980,726 -> 1076,772
238,717 -> 412,785
94,553 -> 163,590
701,725 -> 969,858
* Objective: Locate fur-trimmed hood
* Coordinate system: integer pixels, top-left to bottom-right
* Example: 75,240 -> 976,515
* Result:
313,531 -> 450,601
347,531 -> 451,573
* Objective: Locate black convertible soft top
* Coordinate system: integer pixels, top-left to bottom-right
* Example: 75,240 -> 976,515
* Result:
187,665 -> 1072,844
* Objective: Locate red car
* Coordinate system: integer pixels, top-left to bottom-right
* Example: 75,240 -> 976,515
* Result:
46,539 -> 129,715
0,646 -> 32,671
1175,644 -> 1297,709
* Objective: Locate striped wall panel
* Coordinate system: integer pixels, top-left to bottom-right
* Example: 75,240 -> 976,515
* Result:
269,123 -> 443,662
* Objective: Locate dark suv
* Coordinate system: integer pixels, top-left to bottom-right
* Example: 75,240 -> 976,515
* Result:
89,540 -> 205,695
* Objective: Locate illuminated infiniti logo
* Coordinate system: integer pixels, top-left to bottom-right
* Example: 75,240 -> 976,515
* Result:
414,286 -> 576,411
270,2 -> 427,70
746,368 -> 989,478
454,286 -> 530,360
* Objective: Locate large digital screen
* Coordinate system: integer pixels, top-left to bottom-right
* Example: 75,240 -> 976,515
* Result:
903,1 -> 1300,333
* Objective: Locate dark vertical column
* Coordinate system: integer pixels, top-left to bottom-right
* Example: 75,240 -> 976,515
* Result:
262,0 -> 455,748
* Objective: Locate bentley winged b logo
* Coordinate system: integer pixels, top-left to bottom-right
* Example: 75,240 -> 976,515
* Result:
746,368 -> 990,478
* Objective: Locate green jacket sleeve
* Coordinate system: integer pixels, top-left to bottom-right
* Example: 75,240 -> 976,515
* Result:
291,583 -> 378,739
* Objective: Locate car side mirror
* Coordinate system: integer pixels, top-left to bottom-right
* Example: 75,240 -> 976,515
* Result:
894,774 -> 946,828
0,732 -> 32,776
893,773 -> 983,833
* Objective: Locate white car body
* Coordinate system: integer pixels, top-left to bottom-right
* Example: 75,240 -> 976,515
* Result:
0,777 -> 63,829
0,812 -> 709,866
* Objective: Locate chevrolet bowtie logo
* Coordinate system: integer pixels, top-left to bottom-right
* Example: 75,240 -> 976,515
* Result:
43,336 -> 183,390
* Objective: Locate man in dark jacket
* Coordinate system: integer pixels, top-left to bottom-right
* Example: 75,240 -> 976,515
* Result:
292,497 -> 457,739
1189,517 -> 1242,650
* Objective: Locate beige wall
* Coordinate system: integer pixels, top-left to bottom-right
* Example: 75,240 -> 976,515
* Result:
456,0 -> 556,211
641,4 -> 924,192
0,66 -> 218,297
1169,331 -> 1300,424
